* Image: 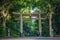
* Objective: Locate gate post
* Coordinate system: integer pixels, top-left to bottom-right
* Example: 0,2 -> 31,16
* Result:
39,14 -> 42,36
20,14 -> 23,37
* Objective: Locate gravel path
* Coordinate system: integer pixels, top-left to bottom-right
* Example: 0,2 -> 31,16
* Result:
0,37 -> 60,40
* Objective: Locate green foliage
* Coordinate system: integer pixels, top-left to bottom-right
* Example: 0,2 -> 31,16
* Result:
23,20 -> 39,36
0,0 -> 60,37
0,26 -> 5,37
42,20 -> 49,37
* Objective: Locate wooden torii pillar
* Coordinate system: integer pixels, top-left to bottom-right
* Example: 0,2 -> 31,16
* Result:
39,14 -> 42,36
20,14 -> 23,36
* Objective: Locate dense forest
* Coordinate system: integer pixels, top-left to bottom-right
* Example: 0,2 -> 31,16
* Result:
0,0 -> 60,37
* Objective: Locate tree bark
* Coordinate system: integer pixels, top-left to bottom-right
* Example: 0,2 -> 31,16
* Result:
49,13 -> 53,37
1,10 -> 6,37
49,6 -> 53,37
1,9 -> 8,37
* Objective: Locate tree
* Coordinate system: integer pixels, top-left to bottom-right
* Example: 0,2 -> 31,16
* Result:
0,0 -> 23,37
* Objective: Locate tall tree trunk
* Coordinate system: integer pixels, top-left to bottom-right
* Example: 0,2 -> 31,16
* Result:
49,6 -> 53,37
1,9 -> 8,37
49,13 -> 53,37
1,10 -> 6,37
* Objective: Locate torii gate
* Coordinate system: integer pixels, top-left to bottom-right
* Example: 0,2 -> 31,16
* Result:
7,12 -> 53,37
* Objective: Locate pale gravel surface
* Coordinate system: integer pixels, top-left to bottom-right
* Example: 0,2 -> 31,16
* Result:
0,37 -> 60,40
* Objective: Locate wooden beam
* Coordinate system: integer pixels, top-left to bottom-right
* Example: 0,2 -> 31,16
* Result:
14,18 -> 47,20
13,13 -> 39,16
13,12 -> 47,16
